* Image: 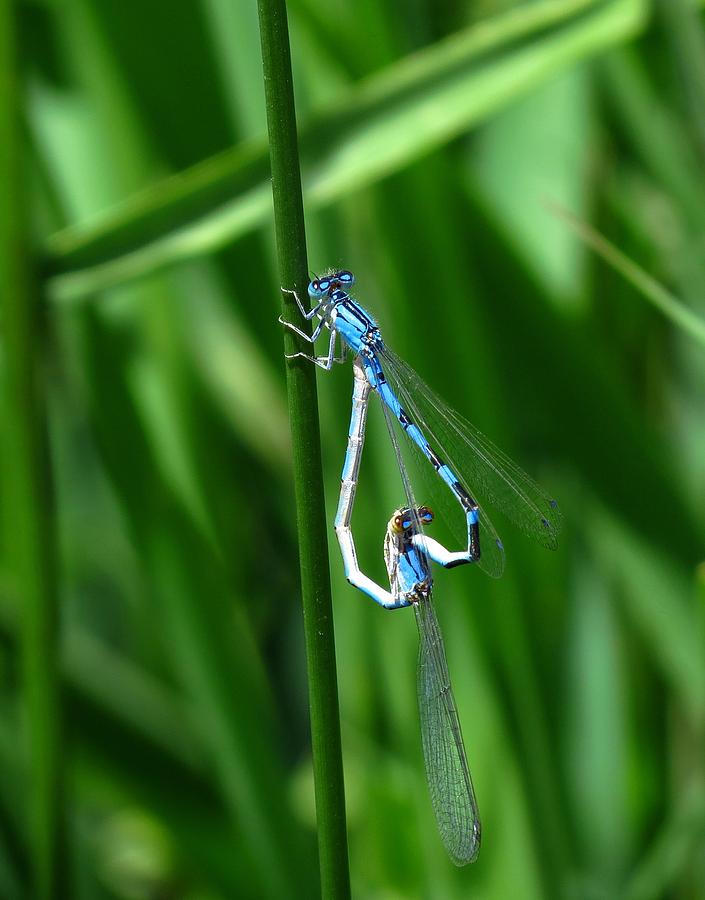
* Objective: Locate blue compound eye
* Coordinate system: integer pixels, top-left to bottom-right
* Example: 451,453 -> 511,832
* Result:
419,506 -> 434,524
308,278 -> 326,298
336,270 -> 354,286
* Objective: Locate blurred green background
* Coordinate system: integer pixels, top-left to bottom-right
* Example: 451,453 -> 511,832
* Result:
2,0 -> 705,897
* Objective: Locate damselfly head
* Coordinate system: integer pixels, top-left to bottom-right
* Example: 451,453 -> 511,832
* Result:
391,511 -> 407,534
308,269 -> 355,301
392,505 -> 434,534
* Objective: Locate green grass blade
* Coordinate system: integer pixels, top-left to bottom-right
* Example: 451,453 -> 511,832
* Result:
623,785 -> 705,900
0,3 -> 66,897
46,0 -> 650,301
258,1 -> 351,897
602,47 -> 705,233
465,183 -> 705,567
0,609 -> 247,896
656,0 -> 705,161
76,307 -> 312,897
549,202 -> 705,345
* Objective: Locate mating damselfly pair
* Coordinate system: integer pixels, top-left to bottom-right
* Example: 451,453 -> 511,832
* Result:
281,269 -> 561,864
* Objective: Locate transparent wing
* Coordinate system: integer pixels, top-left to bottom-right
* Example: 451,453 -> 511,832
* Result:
415,593 -> 481,865
379,380 -> 481,862
376,351 -> 505,578
380,346 -> 562,551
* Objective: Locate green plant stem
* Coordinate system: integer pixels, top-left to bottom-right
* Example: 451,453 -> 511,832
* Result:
548,201 -> 705,346
0,4 -> 65,898
257,1 -> 351,897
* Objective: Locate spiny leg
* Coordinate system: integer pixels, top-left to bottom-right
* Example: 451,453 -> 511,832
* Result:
280,285 -> 320,320
279,315 -> 326,343
285,327 -> 347,370
411,534 -> 475,569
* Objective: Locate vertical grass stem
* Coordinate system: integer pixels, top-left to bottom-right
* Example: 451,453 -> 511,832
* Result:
256,1 -> 351,897
0,3 -> 66,897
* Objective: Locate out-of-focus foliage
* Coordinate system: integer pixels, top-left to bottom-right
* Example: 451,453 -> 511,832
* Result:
1,0 -> 705,897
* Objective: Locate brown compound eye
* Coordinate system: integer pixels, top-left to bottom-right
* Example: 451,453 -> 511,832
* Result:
392,514 -> 406,533
418,506 -> 434,525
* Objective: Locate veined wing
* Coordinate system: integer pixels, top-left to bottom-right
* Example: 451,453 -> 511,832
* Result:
380,346 -> 562,551
415,592 -> 480,865
375,349 -> 506,578
377,367 -> 504,577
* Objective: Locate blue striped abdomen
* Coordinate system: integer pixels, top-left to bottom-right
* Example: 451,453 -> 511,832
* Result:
362,355 -> 479,524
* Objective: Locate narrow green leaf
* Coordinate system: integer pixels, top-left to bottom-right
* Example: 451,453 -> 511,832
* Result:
46,0 -> 649,301
76,307 -> 313,898
602,47 -> 705,234
549,201 -> 705,346
0,4 -> 66,898
589,505 -> 705,727
472,65 -> 592,307
623,785 -> 705,900
656,0 -> 705,161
